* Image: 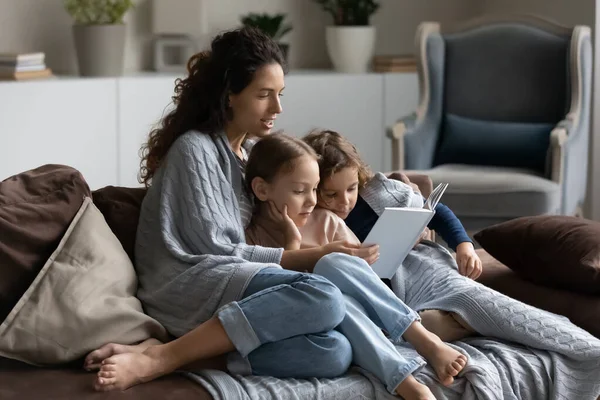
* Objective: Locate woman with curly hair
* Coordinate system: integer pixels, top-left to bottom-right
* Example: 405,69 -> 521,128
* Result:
88,26 -> 379,392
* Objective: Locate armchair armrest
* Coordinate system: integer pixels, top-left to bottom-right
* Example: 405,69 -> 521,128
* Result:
548,25 -> 591,215
386,22 -> 445,171
387,112 -> 441,171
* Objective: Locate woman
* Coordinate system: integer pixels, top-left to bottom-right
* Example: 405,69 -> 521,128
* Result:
90,26 -> 379,392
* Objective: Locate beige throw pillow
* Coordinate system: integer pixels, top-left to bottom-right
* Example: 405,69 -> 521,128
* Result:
0,197 -> 167,365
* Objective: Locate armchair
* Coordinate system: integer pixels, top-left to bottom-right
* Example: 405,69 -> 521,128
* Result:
388,15 -> 592,233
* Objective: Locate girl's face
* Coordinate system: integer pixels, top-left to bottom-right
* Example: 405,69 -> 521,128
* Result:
260,155 -> 320,227
317,167 -> 359,220
228,63 -> 285,139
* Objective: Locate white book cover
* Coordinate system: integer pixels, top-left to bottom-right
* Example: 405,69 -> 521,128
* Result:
362,183 -> 448,279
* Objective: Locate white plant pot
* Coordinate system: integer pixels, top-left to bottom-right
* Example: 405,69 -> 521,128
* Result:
325,26 -> 376,73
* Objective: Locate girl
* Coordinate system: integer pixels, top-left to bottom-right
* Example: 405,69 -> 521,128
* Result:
244,133 -> 468,399
302,129 -> 480,342
302,129 -> 482,280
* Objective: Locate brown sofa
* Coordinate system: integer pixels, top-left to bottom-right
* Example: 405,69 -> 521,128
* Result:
0,169 -> 597,400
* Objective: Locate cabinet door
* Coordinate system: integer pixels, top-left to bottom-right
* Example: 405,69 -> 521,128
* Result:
0,79 -> 118,190
276,73 -> 385,173
117,76 -> 180,187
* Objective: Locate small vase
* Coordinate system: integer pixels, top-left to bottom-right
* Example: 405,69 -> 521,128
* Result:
72,24 -> 126,77
325,26 -> 376,73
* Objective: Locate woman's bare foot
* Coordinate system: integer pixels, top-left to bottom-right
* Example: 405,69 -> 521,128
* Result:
404,322 -> 468,386
93,345 -> 172,392
84,339 -> 162,371
395,375 -> 436,399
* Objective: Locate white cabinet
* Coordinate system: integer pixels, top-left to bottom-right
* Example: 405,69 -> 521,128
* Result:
0,78 -> 118,190
118,76 -> 179,188
0,72 -> 419,190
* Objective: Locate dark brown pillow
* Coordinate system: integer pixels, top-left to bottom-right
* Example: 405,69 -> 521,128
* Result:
92,186 -> 147,263
474,216 -> 600,295
0,164 -> 90,322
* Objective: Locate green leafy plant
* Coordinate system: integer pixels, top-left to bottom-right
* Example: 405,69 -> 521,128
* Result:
313,0 -> 380,26
240,13 -> 293,41
64,0 -> 135,25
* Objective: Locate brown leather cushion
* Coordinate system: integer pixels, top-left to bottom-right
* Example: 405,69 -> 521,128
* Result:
477,249 -> 600,339
0,165 -> 90,323
92,186 -> 147,263
0,356 -> 214,400
474,216 -> 600,295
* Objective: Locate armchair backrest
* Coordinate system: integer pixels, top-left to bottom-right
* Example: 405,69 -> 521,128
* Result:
419,16 -> 575,174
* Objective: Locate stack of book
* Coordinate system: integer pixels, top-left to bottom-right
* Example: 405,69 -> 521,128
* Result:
0,52 -> 54,81
372,55 -> 417,73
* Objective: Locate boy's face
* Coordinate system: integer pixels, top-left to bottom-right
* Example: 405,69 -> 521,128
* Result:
317,167 -> 359,220
262,155 -> 320,227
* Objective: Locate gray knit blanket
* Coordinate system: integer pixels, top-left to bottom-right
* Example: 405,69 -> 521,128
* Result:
186,242 -> 600,400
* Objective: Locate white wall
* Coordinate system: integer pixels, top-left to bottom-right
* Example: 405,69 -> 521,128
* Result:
0,0 -> 477,74
481,0 -> 594,27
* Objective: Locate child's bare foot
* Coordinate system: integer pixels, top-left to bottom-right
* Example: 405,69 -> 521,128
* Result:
404,322 -> 467,386
419,310 -> 475,342
395,375 -> 436,399
93,346 -> 172,392
84,339 -> 162,371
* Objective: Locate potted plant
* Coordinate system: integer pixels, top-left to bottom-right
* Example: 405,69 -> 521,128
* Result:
64,0 -> 135,77
240,13 -> 293,63
313,0 -> 380,73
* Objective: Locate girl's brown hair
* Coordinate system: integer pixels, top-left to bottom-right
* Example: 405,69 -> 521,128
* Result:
245,133 -> 318,197
302,129 -> 372,188
139,27 -> 287,186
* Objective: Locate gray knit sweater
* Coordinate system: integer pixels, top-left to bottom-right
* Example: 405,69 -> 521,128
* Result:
134,131 -> 283,337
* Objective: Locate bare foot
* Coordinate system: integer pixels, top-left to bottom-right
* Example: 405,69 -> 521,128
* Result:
404,322 -> 467,386
93,346 -> 172,392
419,310 -> 475,342
84,339 -> 162,371
395,375 -> 436,399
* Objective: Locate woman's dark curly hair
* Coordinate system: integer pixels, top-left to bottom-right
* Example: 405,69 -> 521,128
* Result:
139,26 -> 287,186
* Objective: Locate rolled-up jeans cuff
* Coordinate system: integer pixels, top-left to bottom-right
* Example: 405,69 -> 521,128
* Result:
389,357 -> 427,394
388,309 -> 420,343
226,351 -> 253,376
217,301 -> 261,357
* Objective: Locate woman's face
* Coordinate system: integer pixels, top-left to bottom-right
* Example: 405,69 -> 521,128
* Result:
228,63 -> 285,138
317,167 -> 360,220
259,155 -> 320,228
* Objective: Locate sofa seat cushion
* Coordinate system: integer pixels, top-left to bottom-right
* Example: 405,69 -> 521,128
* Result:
0,164 -> 90,323
417,164 -> 560,218
0,356 -> 214,400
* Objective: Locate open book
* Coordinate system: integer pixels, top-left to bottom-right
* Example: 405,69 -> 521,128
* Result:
363,183 -> 449,279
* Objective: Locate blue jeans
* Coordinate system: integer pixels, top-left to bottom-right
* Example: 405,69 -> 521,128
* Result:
314,253 -> 425,393
217,253 -> 424,393
217,267 -> 353,379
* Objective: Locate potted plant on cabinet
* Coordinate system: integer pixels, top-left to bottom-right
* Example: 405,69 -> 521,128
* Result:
313,0 -> 380,73
63,0 -> 135,77
240,13 -> 293,64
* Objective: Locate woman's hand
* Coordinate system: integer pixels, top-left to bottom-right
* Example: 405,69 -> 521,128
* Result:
455,242 -> 482,280
266,201 -> 302,250
323,241 -> 380,265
